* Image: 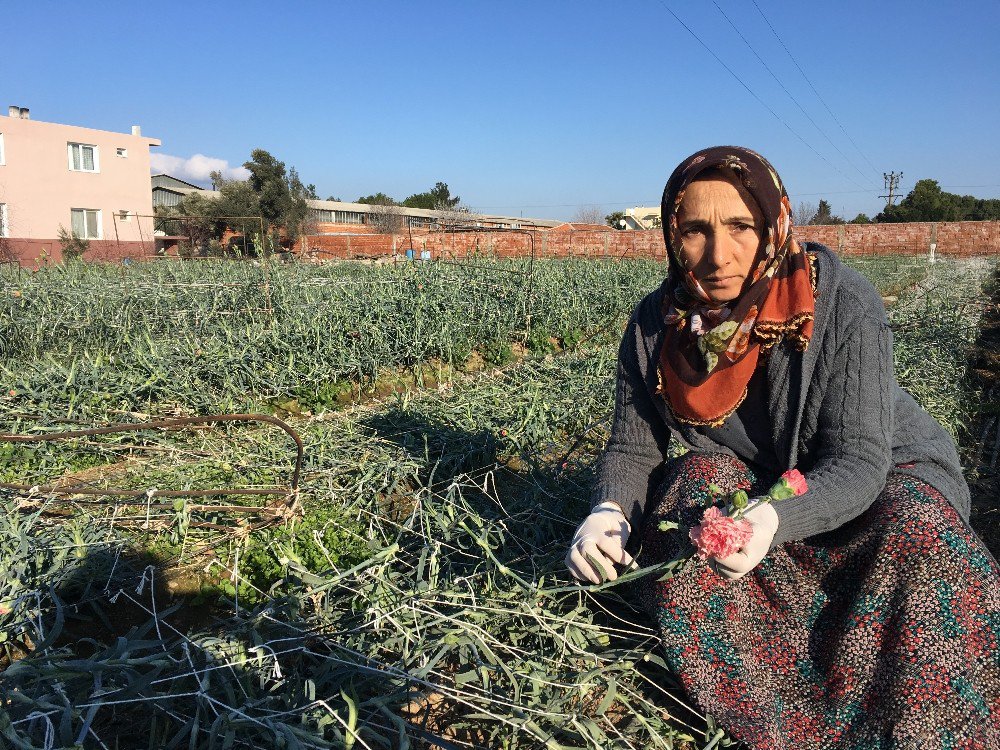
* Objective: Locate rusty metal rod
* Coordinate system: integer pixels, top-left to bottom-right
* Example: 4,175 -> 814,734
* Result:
0,483 -> 284,499
0,413 -> 303,494
16,499 -> 284,514
0,413 -> 303,507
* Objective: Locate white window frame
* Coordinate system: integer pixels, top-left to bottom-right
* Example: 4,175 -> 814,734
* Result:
71,208 -> 102,239
334,210 -> 364,225
0,203 -> 8,237
68,142 -> 100,173
116,147 -> 128,158
118,209 -> 132,222
309,208 -> 333,223
0,133 -> 5,166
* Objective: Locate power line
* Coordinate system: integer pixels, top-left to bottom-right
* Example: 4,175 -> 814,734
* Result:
471,201 -> 654,209
471,190 -> 883,212
751,0 -> 881,179
470,186 -> 1000,214
711,1 -> 873,186
655,1 -> 876,192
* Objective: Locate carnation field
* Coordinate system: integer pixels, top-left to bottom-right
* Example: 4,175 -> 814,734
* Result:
0,252 -> 997,749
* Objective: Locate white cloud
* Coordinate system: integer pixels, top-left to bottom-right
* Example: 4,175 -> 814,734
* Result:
150,153 -> 250,185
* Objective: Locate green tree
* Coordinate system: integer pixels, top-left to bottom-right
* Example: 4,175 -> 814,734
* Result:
239,150 -> 312,247
809,199 -> 845,225
849,213 -> 872,224
605,211 -> 626,230
357,192 -> 398,205
875,179 -> 1000,222
244,150 -> 290,232
167,154 -> 321,253
877,179 -> 952,223
402,182 -> 460,210
285,166 -> 312,240
969,197 -> 1000,221
155,191 -> 220,246
215,175 -> 262,237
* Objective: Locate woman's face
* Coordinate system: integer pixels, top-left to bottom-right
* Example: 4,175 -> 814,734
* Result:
675,174 -> 764,305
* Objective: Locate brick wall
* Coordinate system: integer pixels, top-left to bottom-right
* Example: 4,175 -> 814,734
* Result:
4,219 -> 998,267
795,221 -> 1000,257
1,238 -> 153,267
298,228 -> 667,261
297,221 -> 1000,261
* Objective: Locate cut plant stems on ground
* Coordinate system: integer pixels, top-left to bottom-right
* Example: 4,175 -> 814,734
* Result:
0,253 -> 996,749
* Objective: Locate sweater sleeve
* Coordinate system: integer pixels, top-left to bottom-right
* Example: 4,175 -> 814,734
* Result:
590,315 -> 674,531
770,310 -> 895,546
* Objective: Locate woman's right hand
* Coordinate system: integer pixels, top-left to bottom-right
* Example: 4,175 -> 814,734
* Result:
565,502 -> 634,584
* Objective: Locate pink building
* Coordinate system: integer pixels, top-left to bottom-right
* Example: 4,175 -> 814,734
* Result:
0,106 -> 161,266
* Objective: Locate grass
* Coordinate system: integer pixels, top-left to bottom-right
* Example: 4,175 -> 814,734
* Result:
0,252 -> 997,749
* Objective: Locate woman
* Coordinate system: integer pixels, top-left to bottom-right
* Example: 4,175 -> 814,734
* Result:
565,146 -> 1000,748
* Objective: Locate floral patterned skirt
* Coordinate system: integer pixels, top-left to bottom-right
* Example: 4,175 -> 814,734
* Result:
638,452 -> 1000,750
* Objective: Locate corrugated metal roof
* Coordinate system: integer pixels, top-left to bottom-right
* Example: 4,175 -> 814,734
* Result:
151,174 -> 206,190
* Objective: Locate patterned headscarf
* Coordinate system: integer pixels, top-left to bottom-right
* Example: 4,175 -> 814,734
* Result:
656,146 -> 816,427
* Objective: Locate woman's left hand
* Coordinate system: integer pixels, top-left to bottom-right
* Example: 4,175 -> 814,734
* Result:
712,502 -> 779,580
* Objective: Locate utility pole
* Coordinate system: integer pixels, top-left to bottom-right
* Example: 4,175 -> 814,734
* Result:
880,172 -> 903,207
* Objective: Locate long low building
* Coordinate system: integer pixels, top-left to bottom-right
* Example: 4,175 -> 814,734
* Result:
151,175 -> 562,234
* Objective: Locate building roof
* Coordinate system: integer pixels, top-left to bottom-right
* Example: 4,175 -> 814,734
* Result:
149,181 -> 561,228
549,222 -> 611,232
152,185 -> 221,199
151,174 -> 207,190
305,199 -> 560,228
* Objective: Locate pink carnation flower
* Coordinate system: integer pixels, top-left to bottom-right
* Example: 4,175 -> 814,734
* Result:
689,506 -> 754,560
781,469 -> 808,496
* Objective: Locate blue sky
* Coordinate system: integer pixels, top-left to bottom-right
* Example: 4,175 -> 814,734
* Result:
4,1 -> 999,221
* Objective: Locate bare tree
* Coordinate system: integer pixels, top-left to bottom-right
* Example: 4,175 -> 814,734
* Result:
365,199 -> 405,234
793,201 -> 818,226
432,202 -> 475,229
572,205 -> 605,225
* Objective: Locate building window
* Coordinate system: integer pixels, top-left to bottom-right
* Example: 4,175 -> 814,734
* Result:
309,208 -> 334,223
0,133 -> 5,166
118,210 -> 132,222
116,147 -> 128,158
0,204 -> 7,237
307,209 -> 367,224
68,142 -> 100,172
71,208 -> 102,239
335,211 -> 365,225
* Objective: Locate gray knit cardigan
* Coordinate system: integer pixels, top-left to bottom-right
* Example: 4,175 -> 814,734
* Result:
591,243 -> 970,547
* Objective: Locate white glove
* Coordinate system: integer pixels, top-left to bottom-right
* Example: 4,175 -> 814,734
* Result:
712,502 -> 779,581
565,502 -> 634,584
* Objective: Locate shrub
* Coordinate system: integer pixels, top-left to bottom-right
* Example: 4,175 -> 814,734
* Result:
57,225 -> 90,262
